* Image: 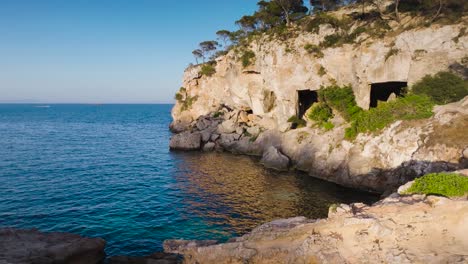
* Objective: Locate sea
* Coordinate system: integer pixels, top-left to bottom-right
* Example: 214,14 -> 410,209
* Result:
0,104 -> 378,256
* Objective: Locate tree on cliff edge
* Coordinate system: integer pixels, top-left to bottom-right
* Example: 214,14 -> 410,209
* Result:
273,0 -> 308,25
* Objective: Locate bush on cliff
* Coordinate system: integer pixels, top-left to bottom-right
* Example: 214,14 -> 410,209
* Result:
306,102 -> 333,128
200,63 -> 216,77
411,72 -> 468,104
240,50 -> 256,67
318,85 -> 361,121
403,172 -> 468,197
345,94 -> 434,139
287,115 -> 306,128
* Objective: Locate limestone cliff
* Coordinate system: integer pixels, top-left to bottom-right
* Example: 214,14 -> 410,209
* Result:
172,19 -> 467,130
170,13 -> 468,192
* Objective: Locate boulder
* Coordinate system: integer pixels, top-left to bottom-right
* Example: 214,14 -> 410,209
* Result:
246,126 -> 260,136
203,142 -> 216,152
260,146 -> 290,171
217,119 -> 236,134
169,120 -> 191,134
169,132 -> 201,151
210,133 -> 220,141
200,129 -> 213,143
195,118 -> 212,131
239,111 -> 249,123
0,228 -> 106,264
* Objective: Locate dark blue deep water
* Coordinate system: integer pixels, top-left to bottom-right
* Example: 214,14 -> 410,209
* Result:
0,104 -> 378,257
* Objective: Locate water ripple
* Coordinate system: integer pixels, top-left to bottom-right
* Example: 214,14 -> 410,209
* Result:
0,104 -> 379,257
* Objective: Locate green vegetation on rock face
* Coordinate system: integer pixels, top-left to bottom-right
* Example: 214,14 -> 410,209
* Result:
345,94 -> 434,139
303,84 -> 434,139
175,87 -> 199,112
411,72 -> 468,105
240,50 -> 256,67
287,115 -> 306,128
403,173 -> 468,197
318,85 -> 361,121
200,63 -> 216,77
306,102 -> 333,129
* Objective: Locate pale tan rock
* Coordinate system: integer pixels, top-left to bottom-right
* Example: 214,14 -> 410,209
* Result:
164,196 -> 468,264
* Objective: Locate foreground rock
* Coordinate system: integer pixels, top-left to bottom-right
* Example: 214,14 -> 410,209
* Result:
169,132 -> 201,151
165,195 -> 468,263
108,252 -> 182,264
0,228 -> 106,264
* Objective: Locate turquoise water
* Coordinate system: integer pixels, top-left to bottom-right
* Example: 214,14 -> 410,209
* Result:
0,104 -> 378,257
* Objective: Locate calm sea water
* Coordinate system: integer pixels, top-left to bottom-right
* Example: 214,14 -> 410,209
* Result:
0,104 -> 378,257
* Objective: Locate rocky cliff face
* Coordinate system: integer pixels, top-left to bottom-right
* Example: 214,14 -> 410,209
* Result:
164,192 -> 468,264
170,16 -> 468,192
172,20 -> 467,131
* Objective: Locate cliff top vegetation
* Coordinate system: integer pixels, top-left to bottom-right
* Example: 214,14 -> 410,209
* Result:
190,0 -> 467,66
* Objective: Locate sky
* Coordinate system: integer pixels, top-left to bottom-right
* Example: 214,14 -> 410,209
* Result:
0,0 -> 258,103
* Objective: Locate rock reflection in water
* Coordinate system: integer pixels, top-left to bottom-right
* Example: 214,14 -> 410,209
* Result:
171,152 -> 379,237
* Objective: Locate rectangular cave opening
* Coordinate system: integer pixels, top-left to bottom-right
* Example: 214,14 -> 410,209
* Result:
370,81 -> 407,108
297,90 -> 318,118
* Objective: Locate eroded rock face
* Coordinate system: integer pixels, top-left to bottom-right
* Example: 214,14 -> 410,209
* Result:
0,228 -> 106,264
164,195 -> 468,264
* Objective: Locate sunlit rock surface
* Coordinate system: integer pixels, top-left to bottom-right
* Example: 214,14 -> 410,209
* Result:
165,194 -> 468,264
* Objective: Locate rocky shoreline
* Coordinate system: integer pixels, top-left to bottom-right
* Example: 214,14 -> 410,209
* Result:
170,96 -> 468,193
2,183 -> 467,263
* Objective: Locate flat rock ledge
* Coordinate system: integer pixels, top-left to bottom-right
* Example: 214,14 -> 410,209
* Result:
164,194 -> 468,264
0,228 -> 106,264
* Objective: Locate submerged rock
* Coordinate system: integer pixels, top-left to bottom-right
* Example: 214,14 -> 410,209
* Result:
0,228 -> 106,264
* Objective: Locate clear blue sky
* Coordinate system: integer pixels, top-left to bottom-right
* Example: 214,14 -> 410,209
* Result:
0,0 -> 258,103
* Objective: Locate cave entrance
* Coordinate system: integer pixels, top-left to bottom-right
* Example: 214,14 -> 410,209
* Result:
297,90 -> 318,118
370,82 -> 407,108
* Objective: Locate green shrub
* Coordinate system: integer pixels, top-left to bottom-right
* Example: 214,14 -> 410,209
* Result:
303,13 -> 346,33
403,172 -> 468,197
175,93 -> 183,101
411,72 -> 468,104
287,115 -> 306,128
320,33 -> 342,48
345,94 -> 434,139
213,111 -> 224,118
175,87 -> 186,101
323,121 -> 335,131
180,95 -> 199,112
200,63 -> 216,76
240,50 -> 256,67
318,85 -> 361,121
304,44 -> 324,58
307,102 -> 333,123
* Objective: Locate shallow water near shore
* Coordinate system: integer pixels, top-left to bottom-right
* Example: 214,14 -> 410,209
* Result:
0,104 -> 379,256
